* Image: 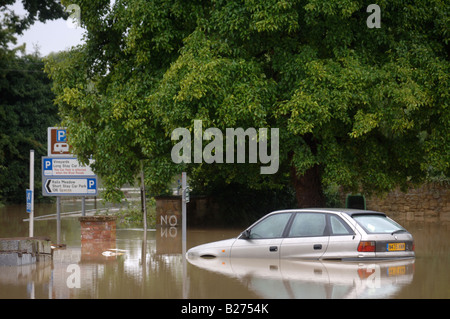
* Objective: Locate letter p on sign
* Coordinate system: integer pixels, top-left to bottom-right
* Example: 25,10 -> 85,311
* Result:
57,129 -> 66,142
44,158 -> 52,170
87,178 -> 97,194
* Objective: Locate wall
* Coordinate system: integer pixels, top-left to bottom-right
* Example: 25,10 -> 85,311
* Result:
365,182 -> 449,223
155,195 -> 219,227
156,183 -> 449,226
155,196 -> 182,227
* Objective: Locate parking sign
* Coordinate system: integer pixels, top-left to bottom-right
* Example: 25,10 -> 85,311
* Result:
42,177 -> 98,196
48,127 -> 72,157
57,129 -> 66,142
26,189 -> 32,213
44,127 -> 98,197
42,157 -> 95,177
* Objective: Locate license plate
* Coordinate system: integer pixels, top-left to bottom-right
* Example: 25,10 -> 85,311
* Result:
387,243 -> 405,251
387,266 -> 406,276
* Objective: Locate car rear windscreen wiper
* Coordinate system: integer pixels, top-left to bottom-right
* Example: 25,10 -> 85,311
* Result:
391,229 -> 408,235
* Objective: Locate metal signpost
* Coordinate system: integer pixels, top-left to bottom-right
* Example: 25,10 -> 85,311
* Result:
181,172 -> 188,299
181,172 -> 188,247
41,127 -> 97,244
27,149 -> 34,237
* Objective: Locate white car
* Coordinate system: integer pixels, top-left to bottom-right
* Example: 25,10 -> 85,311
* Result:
187,208 -> 415,261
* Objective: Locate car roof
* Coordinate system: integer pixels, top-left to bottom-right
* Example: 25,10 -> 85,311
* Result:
271,208 -> 386,217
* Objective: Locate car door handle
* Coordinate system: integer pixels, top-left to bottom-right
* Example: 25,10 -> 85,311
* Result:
313,244 -> 322,250
269,246 -> 278,252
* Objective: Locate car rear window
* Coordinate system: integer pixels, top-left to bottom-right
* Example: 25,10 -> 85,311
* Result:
352,214 -> 405,234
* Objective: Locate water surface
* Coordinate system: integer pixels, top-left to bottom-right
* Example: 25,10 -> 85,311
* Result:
0,203 -> 449,299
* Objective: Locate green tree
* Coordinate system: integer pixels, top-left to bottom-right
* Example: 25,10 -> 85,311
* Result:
45,0 -> 449,207
0,52 -> 62,204
0,0 -> 65,204
0,53 -> 60,203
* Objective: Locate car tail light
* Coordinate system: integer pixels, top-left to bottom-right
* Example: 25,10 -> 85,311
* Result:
357,267 -> 376,279
357,241 -> 376,252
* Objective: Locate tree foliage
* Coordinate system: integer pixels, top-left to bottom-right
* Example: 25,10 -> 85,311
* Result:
0,53 -> 60,203
45,0 -> 449,206
0,1 -> 65,204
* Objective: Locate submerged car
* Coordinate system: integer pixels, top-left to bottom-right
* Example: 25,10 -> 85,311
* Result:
187,209 -> 415,261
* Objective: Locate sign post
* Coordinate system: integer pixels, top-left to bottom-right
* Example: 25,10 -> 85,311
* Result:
43,127 -> 98,245
82,196 -> 86,217
181,172 -> 187,246
56,196 -> 61,244
29,150 -> 34,237
140,160 -> 147,232
181,172 -> 188,299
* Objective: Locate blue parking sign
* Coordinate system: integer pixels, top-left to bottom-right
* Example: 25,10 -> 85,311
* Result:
87,178 -> 96,194
26,189 -> 32,213
43,158 -> 53,175
56,129 -> 66,142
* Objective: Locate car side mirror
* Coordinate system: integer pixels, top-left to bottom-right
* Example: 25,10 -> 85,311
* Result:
240,229 -> 251,239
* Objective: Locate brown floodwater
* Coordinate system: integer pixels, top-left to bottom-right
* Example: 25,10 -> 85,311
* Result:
0,202 -> 449,299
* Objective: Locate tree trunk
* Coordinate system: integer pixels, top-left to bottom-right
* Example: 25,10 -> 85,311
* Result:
291,164 -> 325,208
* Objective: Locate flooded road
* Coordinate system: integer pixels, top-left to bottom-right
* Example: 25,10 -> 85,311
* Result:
0,203 -> 449,299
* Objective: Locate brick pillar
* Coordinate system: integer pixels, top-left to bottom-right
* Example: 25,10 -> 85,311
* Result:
79,216 -> 117,242
79,216 -> 117,261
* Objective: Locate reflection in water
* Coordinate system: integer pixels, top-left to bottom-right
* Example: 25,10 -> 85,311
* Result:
49,228 -> 188,299
0,204 -> 449,299
187,256 -> 415,299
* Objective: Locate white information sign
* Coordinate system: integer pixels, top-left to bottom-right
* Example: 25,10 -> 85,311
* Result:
42,157 -> 95,177
42,177 -> 97,196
